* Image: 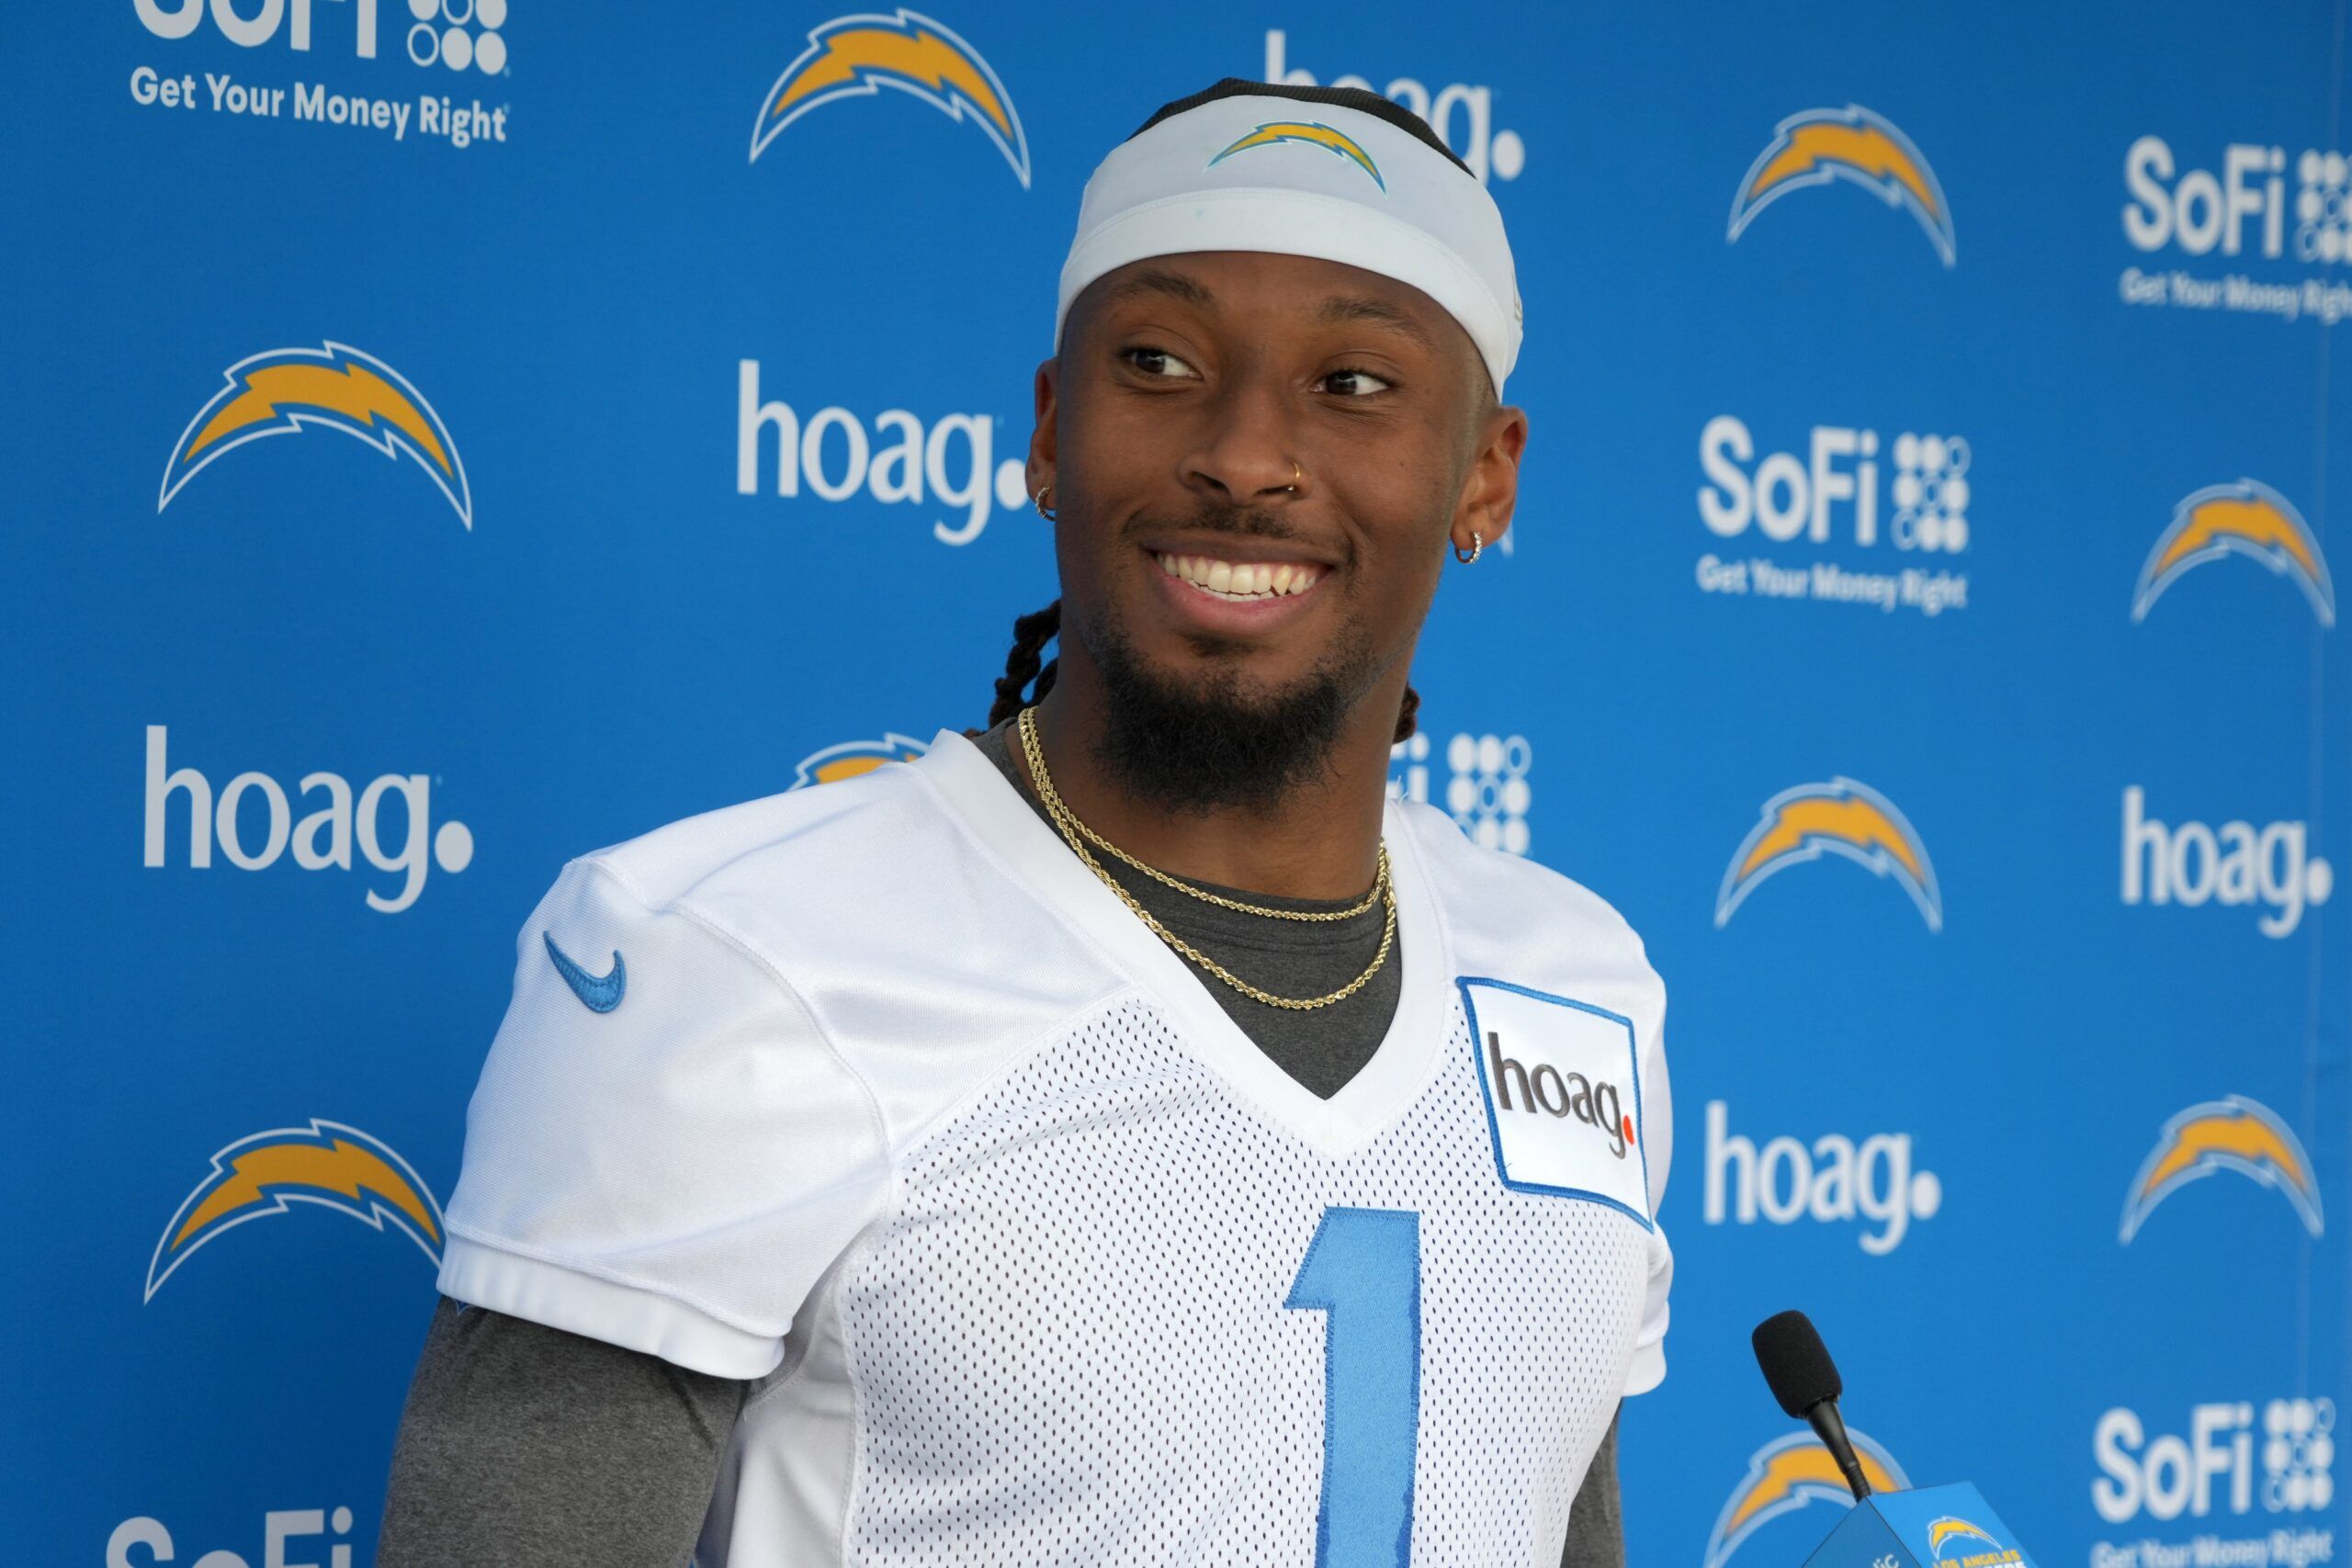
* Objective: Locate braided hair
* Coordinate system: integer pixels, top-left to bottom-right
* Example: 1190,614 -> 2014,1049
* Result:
979,601 -> 1065,731
975,600 -> 1420,742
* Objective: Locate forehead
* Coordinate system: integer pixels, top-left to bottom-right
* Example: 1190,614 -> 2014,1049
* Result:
1075,251 -> 1474,363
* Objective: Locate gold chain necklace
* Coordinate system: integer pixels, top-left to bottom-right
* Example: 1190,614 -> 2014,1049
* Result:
1016,705 -> 1396,1011
1017,706 -> 1383,921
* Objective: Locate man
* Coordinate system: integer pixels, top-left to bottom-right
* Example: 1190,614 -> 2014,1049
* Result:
380,80 -> 1672,1566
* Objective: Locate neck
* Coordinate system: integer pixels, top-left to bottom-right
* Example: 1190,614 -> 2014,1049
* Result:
1016,656 -> 1406,901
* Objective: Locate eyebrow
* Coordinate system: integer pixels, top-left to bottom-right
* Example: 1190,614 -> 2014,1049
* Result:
1096,269 -> 1215,310
1094,273 -> 1441,353
1317,293 -> 1437,350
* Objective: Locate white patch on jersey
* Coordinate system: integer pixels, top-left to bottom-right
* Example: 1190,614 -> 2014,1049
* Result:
1460,978 -> 1653,1227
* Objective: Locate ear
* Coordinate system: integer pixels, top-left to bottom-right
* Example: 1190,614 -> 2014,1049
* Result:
1452,403 -> 1529,556
1026,356 -> 1061,498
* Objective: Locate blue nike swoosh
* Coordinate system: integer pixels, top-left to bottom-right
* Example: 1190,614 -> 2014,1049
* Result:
544,933 -> 627,1012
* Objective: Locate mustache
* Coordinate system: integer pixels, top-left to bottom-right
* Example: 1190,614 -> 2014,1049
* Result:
1122,499 -> 1324,547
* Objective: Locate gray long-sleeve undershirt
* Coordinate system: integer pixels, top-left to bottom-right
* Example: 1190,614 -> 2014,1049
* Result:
379,719 -> 1630,1564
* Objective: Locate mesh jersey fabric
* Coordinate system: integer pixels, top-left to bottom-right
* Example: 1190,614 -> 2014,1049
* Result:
439,727 -> 1673,1565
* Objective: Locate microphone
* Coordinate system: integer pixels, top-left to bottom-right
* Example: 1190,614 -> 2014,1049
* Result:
1752,1309 -> 1872,1501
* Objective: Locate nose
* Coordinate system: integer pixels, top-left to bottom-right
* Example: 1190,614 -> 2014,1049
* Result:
1179,374 -> 1308,507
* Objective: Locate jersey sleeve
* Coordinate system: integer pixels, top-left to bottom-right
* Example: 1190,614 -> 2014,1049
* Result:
1623,1010 -> 1674,1397
438,857 -> 890,1379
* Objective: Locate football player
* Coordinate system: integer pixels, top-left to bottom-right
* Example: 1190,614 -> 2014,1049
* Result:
380,79 -> 1673,1567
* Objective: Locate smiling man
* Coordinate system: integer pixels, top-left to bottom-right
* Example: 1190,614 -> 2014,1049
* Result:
379,81 -> 1672,1567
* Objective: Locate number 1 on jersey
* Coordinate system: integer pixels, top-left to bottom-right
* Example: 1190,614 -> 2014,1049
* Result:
1285,1206 -> 1422,1567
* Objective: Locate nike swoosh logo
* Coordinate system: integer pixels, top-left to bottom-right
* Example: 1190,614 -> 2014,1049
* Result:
543,933 -> 627,1012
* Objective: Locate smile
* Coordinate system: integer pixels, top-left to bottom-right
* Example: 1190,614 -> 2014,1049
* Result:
1152,551 -> 1325,603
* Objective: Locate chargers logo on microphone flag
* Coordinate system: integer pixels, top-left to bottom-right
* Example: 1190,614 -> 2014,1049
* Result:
2119,1096 -> 2324,1242
1927,1515 -> 2012,1563
2130,479 -> 2335,626
750,8 -> 1031,187
1728,105 -> 1956,266
144,1120 -> 445,1302
789,732 -> 930,788
158,342 -> 472,528
1715,777 -> 1942,930
1703,1429 -> 1913,1568
1208,121 -> 1386,192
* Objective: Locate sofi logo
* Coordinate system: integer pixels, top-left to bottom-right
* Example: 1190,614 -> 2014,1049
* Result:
1702,1100 -> 1941,1255
109,1507 -> 360,1568
735,360 -> 1025,547
1261,29 -> 1523,184
2094,1399 -> 2335,1523
1700,417 -> 1971,554
2124,138 -> 2352,264
2121,786 -> 2332,938
141,726 -> 472,913
133,0 -> 511,73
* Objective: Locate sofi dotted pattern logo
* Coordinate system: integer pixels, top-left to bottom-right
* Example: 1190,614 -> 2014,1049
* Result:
1389,731 -> 1532,854
2266,1398 -> 2336,1511
405,0 -> 508,73
2294,151 -> 2352,263
1890,432 -> 1971,553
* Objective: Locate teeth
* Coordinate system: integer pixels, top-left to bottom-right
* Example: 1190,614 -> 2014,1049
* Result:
1154,552 -> 1322,601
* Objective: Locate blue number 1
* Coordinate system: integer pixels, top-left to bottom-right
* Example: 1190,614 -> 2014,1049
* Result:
1284,1206 -> 1422,1567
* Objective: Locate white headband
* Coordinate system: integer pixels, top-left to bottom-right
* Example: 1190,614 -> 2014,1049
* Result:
1056,88 -> 1522,395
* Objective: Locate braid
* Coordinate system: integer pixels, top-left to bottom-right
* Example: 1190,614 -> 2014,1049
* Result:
978,600 -> 1062,731
1395,683 -> 1419,744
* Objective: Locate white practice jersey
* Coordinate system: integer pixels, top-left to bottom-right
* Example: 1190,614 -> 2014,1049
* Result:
441,728 -> 1674,1567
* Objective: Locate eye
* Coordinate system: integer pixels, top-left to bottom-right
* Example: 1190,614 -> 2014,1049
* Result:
1122,345 -> 1202,380
1319,367 -> 1394,397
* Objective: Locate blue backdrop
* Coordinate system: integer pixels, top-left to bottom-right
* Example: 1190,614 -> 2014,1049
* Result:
6,4 -> 2346,1564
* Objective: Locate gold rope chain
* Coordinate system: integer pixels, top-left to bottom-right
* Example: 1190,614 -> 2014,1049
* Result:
1016,705 -> 1385,921
1016,705 -> 1396,1011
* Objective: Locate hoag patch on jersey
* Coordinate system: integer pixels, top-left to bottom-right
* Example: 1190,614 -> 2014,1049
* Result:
1460,978 -> 1653,1227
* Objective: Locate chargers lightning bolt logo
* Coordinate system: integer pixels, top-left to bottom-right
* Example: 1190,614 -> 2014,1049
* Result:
1703,1429 -> 1912,1568
159,342 -> 472,527
145,1120 -> 444,1301
1716,777 -> 1942,930
1927,1517 -> 2007,1562
1728,105 -> 1956,266
751,9 -> 1030,187
1209,121 -> 1386,192
2131,479 -> 2335,626
2120,1095 -> 2324,1242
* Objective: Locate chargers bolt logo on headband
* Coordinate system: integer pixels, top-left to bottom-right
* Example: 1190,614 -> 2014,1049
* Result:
1208,120 -> 1385,192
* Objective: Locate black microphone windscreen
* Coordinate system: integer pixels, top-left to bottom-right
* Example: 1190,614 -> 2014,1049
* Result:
1752,1310 -> 1844,1416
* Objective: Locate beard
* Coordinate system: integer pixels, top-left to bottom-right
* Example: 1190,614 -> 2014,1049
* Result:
1073,562 -> 1381,816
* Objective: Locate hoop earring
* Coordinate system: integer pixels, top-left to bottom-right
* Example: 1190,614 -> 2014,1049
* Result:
1034,484 -> 1057,522
1453,530 -> 1482,564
